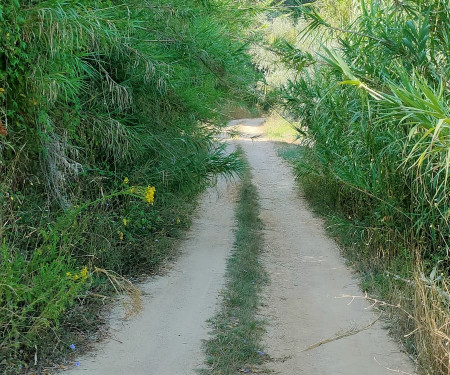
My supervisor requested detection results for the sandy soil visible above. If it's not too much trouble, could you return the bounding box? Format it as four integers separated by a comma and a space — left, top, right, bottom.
236, 118, 416, 375
62, 177, 237, 375
61, 118, 416, 375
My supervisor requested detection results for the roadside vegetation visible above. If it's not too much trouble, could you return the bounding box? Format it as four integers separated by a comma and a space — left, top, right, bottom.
262, 112, 299, 143
203, 152, 266, 375
0, 1, 262, 372
257, 1, 449, 374
2, 0, 448, 374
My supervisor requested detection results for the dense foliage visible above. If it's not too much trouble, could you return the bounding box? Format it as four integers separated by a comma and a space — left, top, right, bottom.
0, 0, 261, 372
258, 0, 448, 373
285, 0, 449, 261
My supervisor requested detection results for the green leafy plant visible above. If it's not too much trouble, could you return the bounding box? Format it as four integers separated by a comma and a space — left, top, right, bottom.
0, 0, 263, 371
259, 1, 449, 373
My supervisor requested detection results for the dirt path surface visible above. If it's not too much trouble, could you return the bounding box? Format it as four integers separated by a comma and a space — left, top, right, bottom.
235, 118, 415, 375
63, 177, 237, 375
62, 118, 415, 375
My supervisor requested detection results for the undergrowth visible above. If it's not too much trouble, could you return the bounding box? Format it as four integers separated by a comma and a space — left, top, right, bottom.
277, 141, 449, 374
203, 152, 266, 375
0, 1, 264, 373
259, 1, 449, 373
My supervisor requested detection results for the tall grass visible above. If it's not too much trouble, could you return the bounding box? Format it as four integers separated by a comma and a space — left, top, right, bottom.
260, 0, 449, 373
0, 0, 263, 372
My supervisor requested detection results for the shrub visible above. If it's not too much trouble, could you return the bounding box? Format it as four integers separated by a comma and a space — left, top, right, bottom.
0, 0, 262, 371
262, 1, 449, 373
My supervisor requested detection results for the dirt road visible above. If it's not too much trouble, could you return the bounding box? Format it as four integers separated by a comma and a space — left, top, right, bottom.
63, 177, 237, 374
63, 119, 415, 375
236, 118, 415, 375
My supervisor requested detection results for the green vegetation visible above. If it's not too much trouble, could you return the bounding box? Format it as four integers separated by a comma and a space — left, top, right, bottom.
0, 1, 263, 372
262, 112, 299, 143
203, 154, 266, 374
1, 0, 448, 373
260, 1, 449, 374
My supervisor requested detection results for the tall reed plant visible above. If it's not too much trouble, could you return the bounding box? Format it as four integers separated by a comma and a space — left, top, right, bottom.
263, 0, 449, 373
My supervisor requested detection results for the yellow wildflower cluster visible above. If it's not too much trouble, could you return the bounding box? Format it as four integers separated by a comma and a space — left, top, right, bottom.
122, 218, 128, 226
145, 186, 156, 205
66, 266, 89, 281
117, 230, 124, 240
124, 177, 130, 184
126, 184, 155, 205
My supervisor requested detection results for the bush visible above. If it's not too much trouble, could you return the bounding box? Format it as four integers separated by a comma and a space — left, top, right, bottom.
0, 0, 262, 371
263, 1, 449, 373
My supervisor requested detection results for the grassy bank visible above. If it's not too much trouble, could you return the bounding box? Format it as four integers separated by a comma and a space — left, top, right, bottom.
203, 153, 266, 375
262, 112, 299, 143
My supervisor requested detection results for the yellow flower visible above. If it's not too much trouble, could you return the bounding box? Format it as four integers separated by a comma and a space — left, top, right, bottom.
80, 266, 88, 279
145, 186, 156, 205
10, 196, 13, 201
66, 272, 72, 277
123, 177, 129, 184
122, 218, 128, 226
129, 186, 136, 194
0, 88, 5, 94
117, 230, 124, 240
176, 217, 181, 224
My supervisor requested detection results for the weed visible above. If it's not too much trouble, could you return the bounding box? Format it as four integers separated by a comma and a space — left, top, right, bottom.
203, 152, 267, 374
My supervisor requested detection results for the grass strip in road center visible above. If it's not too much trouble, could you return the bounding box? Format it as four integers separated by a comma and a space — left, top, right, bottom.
202, 151, 267, 374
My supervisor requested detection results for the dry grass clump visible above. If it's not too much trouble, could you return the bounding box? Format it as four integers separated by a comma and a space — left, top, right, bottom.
412, 265, 449, 374
93, 268, 143, 319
